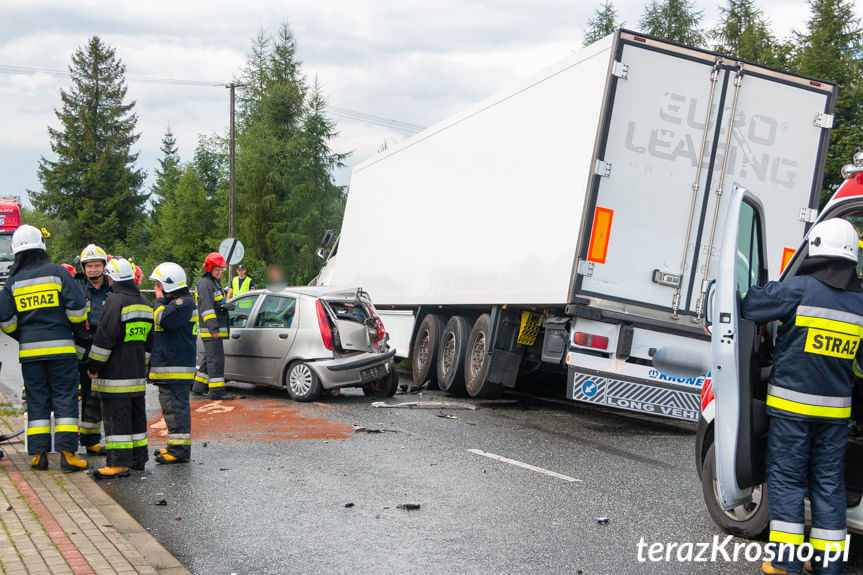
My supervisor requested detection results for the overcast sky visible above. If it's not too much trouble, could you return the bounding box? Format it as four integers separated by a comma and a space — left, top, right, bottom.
0, 0, 858, 207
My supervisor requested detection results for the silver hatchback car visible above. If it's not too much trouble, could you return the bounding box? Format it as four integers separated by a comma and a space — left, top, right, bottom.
197, 286, 397, 401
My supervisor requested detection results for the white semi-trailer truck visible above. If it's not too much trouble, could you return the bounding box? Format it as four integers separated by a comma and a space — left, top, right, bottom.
316, 29, 836, 422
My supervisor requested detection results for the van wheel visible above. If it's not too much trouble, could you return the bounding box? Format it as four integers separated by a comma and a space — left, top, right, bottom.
412, 315, 443, 389
437, 316, 471, 396
464, 314, 502, 398
701, 443, 769, 539
363, 368, 398, 398
286, 362, 322, 402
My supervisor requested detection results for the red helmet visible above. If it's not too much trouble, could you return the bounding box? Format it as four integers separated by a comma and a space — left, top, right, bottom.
133, 264, 143, 285
203, 252, 227, 273
61, 263, 76, 277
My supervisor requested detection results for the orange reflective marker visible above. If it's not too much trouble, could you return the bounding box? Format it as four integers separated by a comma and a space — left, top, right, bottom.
780, 247, 795, 274
587, 207, 614, 264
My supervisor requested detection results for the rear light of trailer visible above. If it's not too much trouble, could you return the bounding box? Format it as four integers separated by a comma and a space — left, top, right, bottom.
316, 299, 335, 351
573, 332, 609, 350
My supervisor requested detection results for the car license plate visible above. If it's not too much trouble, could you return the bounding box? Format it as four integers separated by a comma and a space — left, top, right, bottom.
360, 364, 387, 383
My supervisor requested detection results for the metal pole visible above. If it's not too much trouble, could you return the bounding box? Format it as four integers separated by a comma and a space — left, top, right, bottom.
228, 82, 236, 287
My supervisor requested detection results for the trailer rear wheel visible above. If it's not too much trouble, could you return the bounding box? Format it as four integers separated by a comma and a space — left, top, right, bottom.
464, 314, 502, 398
437, 315, 470, 396
411, 314, 443, 389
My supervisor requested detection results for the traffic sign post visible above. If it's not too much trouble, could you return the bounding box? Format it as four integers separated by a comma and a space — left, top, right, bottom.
219, 237, 245, 286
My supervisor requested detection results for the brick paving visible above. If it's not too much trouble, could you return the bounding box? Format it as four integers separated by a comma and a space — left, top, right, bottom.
0, 399, 189, 575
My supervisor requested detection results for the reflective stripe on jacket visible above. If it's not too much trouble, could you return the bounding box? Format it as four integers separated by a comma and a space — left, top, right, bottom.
196, 274, 229, 339
87, 282, 153, 397
150, 291, 198, 384
0, 261, 87, 362
741, 275, 863, 421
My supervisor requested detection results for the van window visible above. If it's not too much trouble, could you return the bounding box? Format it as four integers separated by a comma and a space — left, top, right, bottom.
844, 216, 863, 280
736, 201, 764, 295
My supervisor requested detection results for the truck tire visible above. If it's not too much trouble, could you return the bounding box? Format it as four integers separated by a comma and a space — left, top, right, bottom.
363, 368, 399, 398
436, 315, 470, 396
701, 443, 769, 539
412, 314, 443, 389
464, 314, 502, 398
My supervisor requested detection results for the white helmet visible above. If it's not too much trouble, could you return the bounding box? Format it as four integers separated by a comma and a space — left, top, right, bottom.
149, 262, 187, 293
808, 218, 859, 262
79, 244, 108, 265
105, 258, 135, 282
11, 225, 45, 254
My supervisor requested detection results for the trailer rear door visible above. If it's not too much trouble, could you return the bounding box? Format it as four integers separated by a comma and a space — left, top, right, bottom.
575, 31, 834, 319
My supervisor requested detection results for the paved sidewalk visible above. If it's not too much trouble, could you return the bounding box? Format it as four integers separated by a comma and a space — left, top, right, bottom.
0, 398, 190, 575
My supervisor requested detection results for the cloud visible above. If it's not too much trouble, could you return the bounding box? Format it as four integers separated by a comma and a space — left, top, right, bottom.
0, 0, 858, 209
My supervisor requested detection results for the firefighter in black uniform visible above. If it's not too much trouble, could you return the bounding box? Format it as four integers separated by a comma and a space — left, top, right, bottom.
193, 252, 234, 400
743, 219, 863, 575
148, 262, 197, 463
0, 225, 88, 472
75, 244, 111, 456
86, 258, 153, 479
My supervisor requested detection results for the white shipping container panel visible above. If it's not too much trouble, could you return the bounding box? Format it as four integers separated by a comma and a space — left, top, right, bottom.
330, 36, 615, 305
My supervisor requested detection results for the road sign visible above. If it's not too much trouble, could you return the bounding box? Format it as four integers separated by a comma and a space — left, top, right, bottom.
219, 238, 244, 265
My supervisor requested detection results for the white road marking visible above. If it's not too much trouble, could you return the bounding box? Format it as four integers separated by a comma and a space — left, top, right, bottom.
467, 449, 581, 483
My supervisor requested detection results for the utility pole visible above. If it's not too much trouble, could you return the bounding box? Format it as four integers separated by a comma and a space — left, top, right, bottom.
227, 82, 237, 286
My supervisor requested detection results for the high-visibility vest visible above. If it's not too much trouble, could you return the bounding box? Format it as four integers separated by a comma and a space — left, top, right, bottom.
232, 275, 252, 295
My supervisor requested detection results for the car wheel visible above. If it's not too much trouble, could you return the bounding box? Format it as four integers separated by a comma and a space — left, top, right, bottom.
436, 315, 470, 396
464, 314, 502, 398
286, 362, 322, 402
701, 443, 769, 539
363, 368, 398, 398
411, 314, 443, 389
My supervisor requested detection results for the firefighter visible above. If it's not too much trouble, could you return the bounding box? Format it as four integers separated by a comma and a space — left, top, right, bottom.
742, 219, 863, 575
227, 264, 254, 298
0, 225, 88, 472
148, 262, 196, 464
76, 244, 111, 456
193, 252, 234, 400
86, 258, 153, 479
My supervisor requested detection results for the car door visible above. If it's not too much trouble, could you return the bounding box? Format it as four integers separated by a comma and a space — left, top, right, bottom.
231, 294, 298, 386
223, 293, 262, 382
711, 185, 771, 510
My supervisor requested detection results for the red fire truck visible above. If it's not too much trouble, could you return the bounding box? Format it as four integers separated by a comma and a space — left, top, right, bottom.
0, 198, 22, 286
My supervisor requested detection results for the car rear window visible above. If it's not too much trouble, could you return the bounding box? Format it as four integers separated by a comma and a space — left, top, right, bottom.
327, 301, 369, 324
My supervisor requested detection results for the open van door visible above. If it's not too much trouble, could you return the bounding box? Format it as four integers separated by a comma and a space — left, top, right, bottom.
711, 185, 770, 511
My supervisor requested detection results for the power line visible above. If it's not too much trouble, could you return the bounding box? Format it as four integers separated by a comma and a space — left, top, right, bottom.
0, 63, 426, 133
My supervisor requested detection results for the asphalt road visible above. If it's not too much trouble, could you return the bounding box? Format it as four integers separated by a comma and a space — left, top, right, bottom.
2, 341, 862, 575
80, 375, 863, 575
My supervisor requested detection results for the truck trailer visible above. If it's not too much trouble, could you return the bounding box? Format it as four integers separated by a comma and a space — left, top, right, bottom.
0, 198, 21, 286
316, 29, 836, 422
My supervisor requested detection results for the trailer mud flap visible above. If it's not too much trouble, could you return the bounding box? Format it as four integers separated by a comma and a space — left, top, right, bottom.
567, 369, 699, 422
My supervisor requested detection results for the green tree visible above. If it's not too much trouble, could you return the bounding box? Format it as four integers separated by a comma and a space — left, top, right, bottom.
20, 207, 75, 264
639, 0, 706, 46
712, 0, 775, 64
152, 165, 223, 280
32, 36, 146, 248
150, 127, 181, 215
584, 1, 620, 46
793, 0, 863, 205
235, 21, 347, 285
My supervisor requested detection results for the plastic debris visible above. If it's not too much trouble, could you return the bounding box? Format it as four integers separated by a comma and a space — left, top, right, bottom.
202, 442, 208, 447
372, 401, 477, 410
596, 517, 609, 525
344, 503, 355, 508
396, 503, 421, 510
151, 499, 168, 506
219, 468, 230, 471
5, 505, 11, 511
353, 425, 399, 434
436, 414, 457, 420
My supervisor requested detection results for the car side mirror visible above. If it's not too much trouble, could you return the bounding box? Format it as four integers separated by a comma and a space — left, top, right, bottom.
320, 230, 334, 249
315, 247, 327, 260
